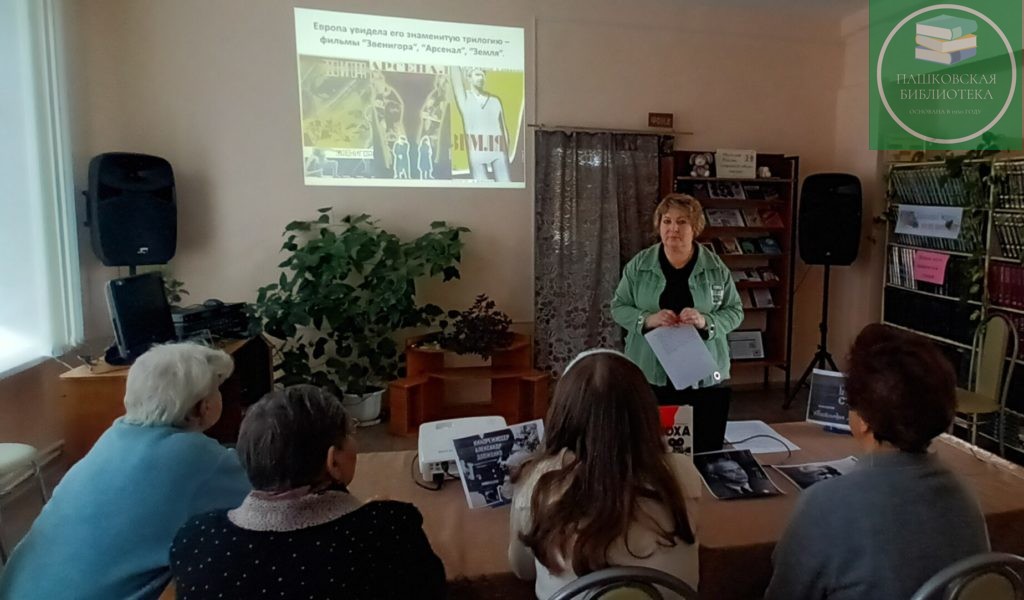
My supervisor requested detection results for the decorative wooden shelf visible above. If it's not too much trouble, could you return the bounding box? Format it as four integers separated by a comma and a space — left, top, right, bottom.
387, 333, 550, 436
736, 280, 780, 290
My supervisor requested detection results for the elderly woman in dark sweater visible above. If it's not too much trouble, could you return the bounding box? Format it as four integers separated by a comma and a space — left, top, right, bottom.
765, 324, 989, 600
170, 385, 446, 599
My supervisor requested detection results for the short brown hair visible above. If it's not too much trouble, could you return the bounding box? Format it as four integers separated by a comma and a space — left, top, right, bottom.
653, 194, 705, 237
845, 324, 956, 453
237, 385, 351, 491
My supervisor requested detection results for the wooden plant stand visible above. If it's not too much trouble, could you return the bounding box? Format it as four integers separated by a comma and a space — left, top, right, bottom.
387, 333, 550, 436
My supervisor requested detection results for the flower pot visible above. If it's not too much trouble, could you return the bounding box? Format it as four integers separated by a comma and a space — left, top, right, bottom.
342, 389, 383, 427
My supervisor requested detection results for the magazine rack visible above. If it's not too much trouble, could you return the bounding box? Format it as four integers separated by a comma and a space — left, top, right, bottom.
387, 333, 550, 436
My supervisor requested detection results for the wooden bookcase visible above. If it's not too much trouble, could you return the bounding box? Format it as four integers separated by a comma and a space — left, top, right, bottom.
883, 157, 1024, 456
387, 333, 550, 436
659, 151, 799, 392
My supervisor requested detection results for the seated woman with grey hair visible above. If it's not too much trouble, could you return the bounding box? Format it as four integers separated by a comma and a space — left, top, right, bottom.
0, 343, 250, 600
170, 384, 446, 599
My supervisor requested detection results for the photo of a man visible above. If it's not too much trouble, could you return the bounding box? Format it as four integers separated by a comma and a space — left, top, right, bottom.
694, 449, 782, 500
773, 456, 859, 491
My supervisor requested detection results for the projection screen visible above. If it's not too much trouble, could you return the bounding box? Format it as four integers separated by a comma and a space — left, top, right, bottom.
295, 8, 526, 188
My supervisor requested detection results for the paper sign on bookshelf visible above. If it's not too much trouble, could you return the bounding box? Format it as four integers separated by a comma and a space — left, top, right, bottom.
728, 330, 764, 360
894, 205, 963, 240
913, 250, 949, 285
716, 149, 757, 178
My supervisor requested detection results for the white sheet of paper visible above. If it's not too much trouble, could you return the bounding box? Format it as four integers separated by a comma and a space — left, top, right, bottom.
725, 420, 800, 454
644, 324, 718, 390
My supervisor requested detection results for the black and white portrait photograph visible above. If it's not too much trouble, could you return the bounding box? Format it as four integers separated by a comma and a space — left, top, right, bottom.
773, 456, 859, 491
693, 449, 782, 500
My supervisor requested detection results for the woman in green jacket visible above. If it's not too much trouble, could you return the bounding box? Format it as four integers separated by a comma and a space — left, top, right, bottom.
611, 194, 744, 453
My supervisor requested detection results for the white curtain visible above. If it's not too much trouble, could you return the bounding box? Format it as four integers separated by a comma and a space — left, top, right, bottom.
0, 0, 82, 376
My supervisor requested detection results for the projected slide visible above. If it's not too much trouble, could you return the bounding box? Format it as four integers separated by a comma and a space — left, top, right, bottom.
295, 9, 526, 188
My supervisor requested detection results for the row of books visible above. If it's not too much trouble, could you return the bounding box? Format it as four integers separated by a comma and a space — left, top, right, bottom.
705, 208, 784, 229
731, 268, 779, 283
702, 236, 782, 256
676, 180, 782, 202
890, 165, 971, 206
740, 288, 774, 309
883, 287, 976, 347
887, 246, 976, 299
989, 263, 1024, 310
994, 213, 1024, 260
993, 162, 1024, 209
891, 232, 979, 254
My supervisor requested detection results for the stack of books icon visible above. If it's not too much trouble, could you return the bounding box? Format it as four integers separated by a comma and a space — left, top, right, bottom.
915, 15, 977, 65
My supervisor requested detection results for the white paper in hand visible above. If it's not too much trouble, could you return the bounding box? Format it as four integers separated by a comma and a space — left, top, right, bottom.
644, 324, 718, 390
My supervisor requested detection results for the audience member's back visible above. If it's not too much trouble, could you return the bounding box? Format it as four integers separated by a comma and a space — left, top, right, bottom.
170, 385, 446, 600
765, 324, 989, 600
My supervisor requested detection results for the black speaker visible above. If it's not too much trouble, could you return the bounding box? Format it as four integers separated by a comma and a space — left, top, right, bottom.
87, 152, 176, 266
798, 173, 862, 266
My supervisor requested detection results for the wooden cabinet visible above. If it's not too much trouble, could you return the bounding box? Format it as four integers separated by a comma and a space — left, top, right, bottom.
58, 337, 272, 464
660, 150, 799, 391
387, 334, 550, 436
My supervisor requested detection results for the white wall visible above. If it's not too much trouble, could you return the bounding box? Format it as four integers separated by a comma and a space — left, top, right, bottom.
65, 0, 871, 383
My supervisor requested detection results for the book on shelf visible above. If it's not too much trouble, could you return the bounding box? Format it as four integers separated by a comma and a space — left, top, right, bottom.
717, 237, 742, 255
731, 269, 749, 282
762, 187, 781, 202
708, 181, 746, 200
741, 290, 754, 309
739, 238, 759, 254
994, 213, 1024, 259
759, 209, 785, 228
994, 162, 1024, 209
751, 288, 774, 308
743, 268, 761, 281
699, 240, 717, 254
890, 165, 969, 206
741, 184, 764, 200
883, 287, 976, 346
990, 263, 1024, 310
727, 330, 765, 360
758, 237, 782, 255
757, 266, 779, 281
706, 208, 745, 227
741, 208, 764, 227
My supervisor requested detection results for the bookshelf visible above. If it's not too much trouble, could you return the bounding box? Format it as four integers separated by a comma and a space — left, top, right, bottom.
883, 157, 1024, 456
660, 151, 799, 391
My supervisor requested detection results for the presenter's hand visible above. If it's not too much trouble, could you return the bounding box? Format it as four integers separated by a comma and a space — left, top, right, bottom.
678, 308, 707, 330
645, 310, 680, 329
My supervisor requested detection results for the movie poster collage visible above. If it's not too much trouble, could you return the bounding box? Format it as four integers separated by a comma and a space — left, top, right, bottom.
299, 57, 525, 185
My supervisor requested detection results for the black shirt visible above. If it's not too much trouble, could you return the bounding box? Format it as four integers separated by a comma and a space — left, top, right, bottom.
170, 500, 446, 600
658, 243, 698, 313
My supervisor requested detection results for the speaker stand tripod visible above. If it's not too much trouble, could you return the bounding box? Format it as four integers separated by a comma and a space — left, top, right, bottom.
784, 263, 839, 409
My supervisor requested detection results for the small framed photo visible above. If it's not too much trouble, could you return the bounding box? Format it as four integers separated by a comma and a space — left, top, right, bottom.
708, 181, 746, 200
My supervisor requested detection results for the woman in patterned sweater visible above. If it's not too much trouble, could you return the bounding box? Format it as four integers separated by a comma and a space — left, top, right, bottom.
170, 385, 446, 599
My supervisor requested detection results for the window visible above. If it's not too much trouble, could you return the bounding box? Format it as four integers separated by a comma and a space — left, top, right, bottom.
0, 0, 82, 377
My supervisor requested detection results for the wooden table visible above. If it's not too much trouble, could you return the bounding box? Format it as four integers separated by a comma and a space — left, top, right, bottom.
349, 422, 1024, 600
58, 337, 272, 465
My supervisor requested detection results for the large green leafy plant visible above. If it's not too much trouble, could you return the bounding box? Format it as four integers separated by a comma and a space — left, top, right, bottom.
252, 210, 469, 394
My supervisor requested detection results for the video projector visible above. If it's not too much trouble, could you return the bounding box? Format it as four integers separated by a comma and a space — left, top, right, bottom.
418, 416, 507, 483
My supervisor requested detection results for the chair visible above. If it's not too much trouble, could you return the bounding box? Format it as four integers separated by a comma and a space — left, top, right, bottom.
956, 313, 1018, 455
548, 566, 699, 600
910, 552, 1024, 600
0, 443, 49, 564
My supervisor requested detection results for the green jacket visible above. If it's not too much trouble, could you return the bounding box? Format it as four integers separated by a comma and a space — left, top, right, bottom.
610, 243, 744, 388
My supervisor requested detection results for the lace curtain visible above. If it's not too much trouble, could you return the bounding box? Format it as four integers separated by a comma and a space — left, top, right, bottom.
534, 131, 667, 376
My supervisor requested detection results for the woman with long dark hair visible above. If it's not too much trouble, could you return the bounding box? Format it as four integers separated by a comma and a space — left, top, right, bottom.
508, 349, 699, 599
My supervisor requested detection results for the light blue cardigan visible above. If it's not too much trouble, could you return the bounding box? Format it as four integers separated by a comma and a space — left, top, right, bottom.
0, 418, 251, 600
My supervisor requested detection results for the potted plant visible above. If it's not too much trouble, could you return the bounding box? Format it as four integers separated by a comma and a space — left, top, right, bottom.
251, 209, 469, 424
430, 294, 515, 360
